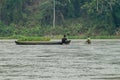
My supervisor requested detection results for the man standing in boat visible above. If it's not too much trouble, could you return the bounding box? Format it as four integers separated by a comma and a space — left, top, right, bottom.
62, 35, 68, 43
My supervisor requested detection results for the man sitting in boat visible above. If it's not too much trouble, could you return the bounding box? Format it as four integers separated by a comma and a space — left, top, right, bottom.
86, 36, 91, 44
62, 35, 68, 44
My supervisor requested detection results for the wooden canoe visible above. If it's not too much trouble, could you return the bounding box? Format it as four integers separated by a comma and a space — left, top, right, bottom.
15, 40, 71, 45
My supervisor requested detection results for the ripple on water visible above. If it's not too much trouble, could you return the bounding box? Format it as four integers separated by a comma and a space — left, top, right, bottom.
0, 40, 120, 80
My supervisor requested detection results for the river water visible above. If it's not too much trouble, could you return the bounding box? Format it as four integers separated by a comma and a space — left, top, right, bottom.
0, 39, 120, 80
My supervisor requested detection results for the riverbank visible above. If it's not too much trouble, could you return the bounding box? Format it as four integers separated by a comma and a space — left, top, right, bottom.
67, 35, 120, 39
0, 39, 120, 43
0, 35, 120, 40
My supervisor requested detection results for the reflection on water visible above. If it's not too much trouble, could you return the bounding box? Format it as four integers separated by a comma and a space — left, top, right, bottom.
0, 39, 120, 80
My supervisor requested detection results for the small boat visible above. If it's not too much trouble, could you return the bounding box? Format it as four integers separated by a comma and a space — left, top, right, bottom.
15, 40, 71, 45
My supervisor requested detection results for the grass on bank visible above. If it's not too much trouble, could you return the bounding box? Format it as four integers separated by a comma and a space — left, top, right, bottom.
0, 35, 120, 40
68, 35, 120, 39
0, 35, 51, 41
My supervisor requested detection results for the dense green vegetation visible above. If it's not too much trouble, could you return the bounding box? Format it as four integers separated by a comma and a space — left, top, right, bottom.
0, 0, 120, 37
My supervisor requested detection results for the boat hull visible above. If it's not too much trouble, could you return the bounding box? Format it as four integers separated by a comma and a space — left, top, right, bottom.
15, 40, 71, 45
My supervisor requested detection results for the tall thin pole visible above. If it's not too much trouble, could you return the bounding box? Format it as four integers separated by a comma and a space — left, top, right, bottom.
53, 0, 55, 28
96, 0, 98, 12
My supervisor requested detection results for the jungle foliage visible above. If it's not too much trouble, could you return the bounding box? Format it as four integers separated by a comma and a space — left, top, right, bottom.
0, 0, 120, 37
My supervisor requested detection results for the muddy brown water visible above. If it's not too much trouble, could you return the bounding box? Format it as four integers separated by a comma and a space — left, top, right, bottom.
0, 39, 120, 80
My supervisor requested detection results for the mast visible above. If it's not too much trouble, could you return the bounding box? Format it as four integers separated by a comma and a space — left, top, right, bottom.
53, 0, 55, 28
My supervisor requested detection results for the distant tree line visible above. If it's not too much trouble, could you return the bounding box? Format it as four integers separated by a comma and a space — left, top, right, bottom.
0, 0, 120, 36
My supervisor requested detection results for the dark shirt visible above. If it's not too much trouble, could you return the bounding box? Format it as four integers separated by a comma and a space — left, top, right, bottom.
62, 37, 67, 43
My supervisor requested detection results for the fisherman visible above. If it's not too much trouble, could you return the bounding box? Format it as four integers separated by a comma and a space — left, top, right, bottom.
86, 36, 91, 44
62, 35, 67, 43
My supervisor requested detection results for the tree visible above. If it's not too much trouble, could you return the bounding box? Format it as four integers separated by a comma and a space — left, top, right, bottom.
81, 0, 120, 35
